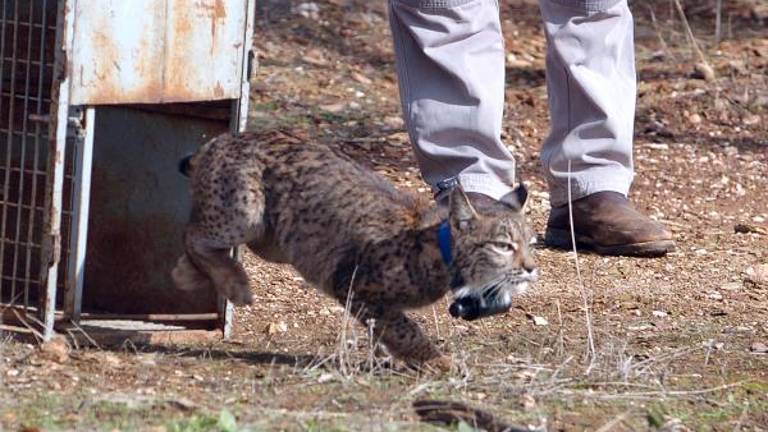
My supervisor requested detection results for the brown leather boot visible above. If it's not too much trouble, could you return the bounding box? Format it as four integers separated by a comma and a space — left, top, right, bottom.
545, 192, 675, 257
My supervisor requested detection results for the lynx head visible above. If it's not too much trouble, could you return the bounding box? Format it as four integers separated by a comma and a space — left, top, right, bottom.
445, 185, 538, 321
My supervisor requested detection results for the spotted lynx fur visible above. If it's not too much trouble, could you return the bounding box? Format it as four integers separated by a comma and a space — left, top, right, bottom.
172, 131, 537, 370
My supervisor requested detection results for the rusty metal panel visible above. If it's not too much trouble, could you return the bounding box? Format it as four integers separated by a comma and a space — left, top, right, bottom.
68, 0, 249, 105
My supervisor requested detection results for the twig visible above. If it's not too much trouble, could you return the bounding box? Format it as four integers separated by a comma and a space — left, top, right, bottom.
338, 265, 359, 376
11, 310, 44, 342
554, 299, 564, 357
567, 160, 596, 371
432, 305, 440, 341
672, 0, 711, 67
68, 319, 102, 350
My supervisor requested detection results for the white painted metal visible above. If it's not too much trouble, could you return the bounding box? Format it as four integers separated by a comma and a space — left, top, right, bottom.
41, 0, 76, 340
63, 107, 94, 322
218, 0, 255, 339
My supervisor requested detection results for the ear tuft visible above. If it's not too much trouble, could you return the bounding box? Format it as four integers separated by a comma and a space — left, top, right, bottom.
500, 183, 528, 211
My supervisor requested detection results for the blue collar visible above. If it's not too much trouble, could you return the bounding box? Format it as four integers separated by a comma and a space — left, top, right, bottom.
438, 220, 453, 266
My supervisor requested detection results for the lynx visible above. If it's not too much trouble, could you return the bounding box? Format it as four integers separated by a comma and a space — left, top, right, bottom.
172, 131, 537, 370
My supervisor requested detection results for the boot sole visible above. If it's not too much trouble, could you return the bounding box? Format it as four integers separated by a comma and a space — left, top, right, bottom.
544, 228, 676, 257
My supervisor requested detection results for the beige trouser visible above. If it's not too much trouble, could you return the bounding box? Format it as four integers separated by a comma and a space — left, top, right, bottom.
389, 0, 636, 207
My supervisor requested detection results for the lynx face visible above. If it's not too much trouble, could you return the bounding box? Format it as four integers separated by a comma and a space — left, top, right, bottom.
447, 186, 538, 321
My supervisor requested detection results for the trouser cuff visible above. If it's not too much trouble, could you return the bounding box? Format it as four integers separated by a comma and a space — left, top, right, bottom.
543, 0, 622, 14
548, 167, 633, 207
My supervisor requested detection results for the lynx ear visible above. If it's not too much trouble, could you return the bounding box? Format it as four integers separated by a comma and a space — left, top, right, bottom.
500, 183, 528, 211
449, 186, 477, 229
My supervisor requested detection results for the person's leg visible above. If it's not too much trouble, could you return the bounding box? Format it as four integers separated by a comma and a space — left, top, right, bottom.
539, 0, 635, 205
539, 0, 674, 256
388, 0, 515, 201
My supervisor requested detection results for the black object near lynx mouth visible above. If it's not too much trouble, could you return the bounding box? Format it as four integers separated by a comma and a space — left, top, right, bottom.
449, 295, 511, 321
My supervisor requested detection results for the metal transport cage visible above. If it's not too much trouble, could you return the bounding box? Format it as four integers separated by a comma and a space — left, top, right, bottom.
1, 0, 255, 343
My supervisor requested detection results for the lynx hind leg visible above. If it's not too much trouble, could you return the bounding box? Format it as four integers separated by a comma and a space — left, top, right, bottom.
171, 253, 213, 292
184, 227, 253, 305
354, 303, 451, 372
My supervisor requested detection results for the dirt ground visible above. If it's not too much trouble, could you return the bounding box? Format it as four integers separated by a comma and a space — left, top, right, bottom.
2, 1, 768, 430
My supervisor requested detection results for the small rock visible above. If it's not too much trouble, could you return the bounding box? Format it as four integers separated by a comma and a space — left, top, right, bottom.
645, 143, 669, 151
707, 292, 723, 301
652, 310, 668, 318
750, 342, 768, 354
687, 113, 702, 124
692, 62, 716, 81
506, 53, 532, 68
720, 282, 741, 291
318, 373, 335, 384
531, 315, 549, 326
266, 321, 288, 335
383, 115, 404, 129
292, 2, 320, 19
745, 264, 768, 287
743, 114, 761, 126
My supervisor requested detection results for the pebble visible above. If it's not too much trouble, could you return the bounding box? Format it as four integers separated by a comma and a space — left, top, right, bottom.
692, 62, 716, 81
707, 292, 724, 301
745, 264, 768, 287
266, 321, 288, 335
688, 113, 702, 124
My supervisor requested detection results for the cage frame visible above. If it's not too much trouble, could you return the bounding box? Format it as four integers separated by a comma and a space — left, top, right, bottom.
1, 0, 255, 342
